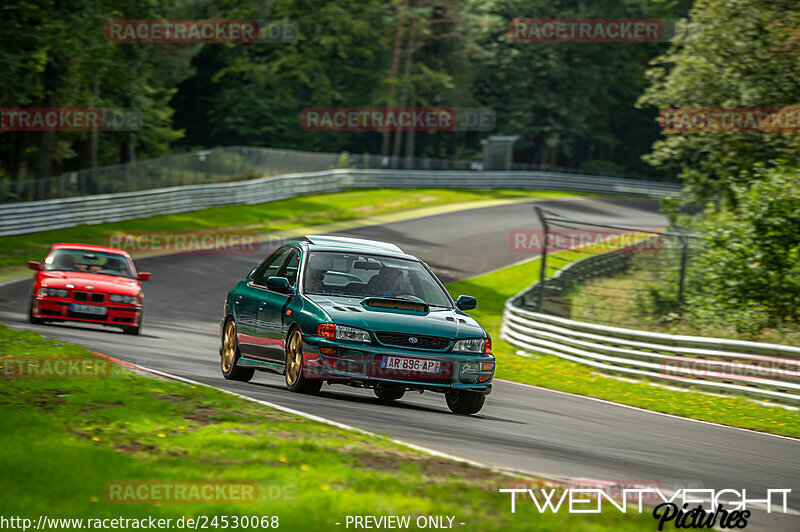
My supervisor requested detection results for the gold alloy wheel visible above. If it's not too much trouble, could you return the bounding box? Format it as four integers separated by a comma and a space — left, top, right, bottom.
221, 321, 236, 373
286, 330, 303, 385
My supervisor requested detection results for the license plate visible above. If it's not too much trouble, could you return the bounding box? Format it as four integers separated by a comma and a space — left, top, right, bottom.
71, 304, 107, 316
381, 356, 440, 373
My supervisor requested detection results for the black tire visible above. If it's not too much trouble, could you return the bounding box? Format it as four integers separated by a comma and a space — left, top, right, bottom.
284, 328, 322, 395
28, 297, 44, 325
122, 310, 142, 335
221, 319, 255, 382
374, 385, 405, 402
445, 390, 487, 415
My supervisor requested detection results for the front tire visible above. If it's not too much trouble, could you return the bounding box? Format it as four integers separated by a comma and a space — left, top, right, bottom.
445, 390, 486, 415
221, 320, 255, 382
284, 329, 322, 395
122, 311, 142, 335
28, 297, 44, 325
374, 384, 405, 402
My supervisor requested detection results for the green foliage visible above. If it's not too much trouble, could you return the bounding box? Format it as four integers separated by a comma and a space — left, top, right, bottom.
638, 0, 800, 204
467, 0, 686, 176
683, 164, 800, 336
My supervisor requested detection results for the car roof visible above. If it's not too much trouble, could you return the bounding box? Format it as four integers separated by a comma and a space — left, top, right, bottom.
50, 243, 132, 258
291, 235, 417, 260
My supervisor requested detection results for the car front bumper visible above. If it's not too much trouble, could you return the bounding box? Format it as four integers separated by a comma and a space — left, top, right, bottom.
32, 296, 141, 327
301, 336, 495, 394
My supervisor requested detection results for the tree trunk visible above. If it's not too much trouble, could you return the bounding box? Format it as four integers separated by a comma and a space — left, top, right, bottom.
391, 8, 416, 168
121, 134, 136, 164
381, 0, 408, 158
79, 82, 100, 170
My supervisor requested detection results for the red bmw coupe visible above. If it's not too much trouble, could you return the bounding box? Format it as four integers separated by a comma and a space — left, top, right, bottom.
27, 243, 150, 335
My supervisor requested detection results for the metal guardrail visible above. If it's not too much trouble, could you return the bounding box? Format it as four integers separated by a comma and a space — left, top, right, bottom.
501, 251, 800, 405
0, 169, 682, 237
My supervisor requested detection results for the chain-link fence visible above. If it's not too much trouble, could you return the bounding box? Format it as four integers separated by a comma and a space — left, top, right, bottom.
0, 146, 483, 203
512, 208, 700, 329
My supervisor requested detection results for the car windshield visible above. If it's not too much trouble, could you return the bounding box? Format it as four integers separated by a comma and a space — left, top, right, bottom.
303, 251, 451, 308
43, 249, 134, 278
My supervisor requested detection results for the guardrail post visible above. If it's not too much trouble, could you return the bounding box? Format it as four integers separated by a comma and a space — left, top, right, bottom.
535, 206, 549, 313
677, 228, 689, 306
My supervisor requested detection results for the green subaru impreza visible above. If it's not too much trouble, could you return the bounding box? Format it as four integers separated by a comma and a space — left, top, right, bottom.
219, 235, 494, 414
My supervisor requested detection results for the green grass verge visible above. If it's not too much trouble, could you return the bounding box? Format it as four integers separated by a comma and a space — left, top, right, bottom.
444, 256, 800, 439
567, 270, 800, 346
0, 323, 648, 531
0, 188, 581, 275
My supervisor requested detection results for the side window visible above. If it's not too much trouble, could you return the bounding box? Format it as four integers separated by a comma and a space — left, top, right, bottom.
252, 248, 292, 286
279, 251, 301, 287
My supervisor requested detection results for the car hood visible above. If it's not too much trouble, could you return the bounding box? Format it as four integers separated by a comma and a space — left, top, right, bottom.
306, 294, 486, 340
39, 271, 140, 295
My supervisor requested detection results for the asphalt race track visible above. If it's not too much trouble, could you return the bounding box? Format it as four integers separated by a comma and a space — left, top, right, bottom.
2, 197, 798, 530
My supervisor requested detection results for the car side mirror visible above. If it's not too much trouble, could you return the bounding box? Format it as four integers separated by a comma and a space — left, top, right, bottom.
248, 266, 258, 279
455, 295, 477, 311
266, 276, 293, 295
28, 261, 41, 271
138, 272, 151, 281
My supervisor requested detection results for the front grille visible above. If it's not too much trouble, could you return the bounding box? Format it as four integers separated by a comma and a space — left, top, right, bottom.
73, 292, 105, 303
374, 332, 451, 350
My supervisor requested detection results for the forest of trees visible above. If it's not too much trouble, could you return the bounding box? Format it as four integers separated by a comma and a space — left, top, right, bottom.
2, 0, 697, 184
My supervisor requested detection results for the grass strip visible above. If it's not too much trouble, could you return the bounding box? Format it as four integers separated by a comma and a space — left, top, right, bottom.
0, 188, 583, 277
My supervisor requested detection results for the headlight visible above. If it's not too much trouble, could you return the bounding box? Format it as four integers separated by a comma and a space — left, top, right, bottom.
452, 338, 486, 353
317, 323, 371, 343
335, 325, 371, 343
110, 294, 136, 303
43, 288, 68, 297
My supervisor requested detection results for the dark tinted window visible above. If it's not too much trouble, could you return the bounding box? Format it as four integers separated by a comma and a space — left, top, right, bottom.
252, 248, 292, 286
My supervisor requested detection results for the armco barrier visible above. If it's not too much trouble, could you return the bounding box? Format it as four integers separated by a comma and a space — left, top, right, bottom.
0, 169, 682, 236
501, 255, 800, 405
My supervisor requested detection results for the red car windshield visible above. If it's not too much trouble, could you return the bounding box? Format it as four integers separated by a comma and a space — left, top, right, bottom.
43, 249, 134, 279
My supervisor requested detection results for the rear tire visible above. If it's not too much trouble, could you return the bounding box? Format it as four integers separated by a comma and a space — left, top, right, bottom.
285, 329, 322, 395
221, 320, 255, 382
445, 390, 486, 415
28, 297, 44, 325
374, 385, 405, 402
